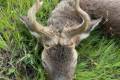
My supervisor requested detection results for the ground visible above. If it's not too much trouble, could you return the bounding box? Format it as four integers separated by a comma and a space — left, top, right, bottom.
0, 0, 120, 80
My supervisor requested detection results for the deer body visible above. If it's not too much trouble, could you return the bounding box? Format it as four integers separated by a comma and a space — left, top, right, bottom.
21, 0, 120, 80
80, 0, 120, 35
49, 0, 120, 36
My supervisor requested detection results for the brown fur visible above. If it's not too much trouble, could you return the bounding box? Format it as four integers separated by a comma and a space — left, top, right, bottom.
49, 0, 120, 36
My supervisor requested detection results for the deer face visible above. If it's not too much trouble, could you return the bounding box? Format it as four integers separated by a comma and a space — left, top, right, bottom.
42, 44, 77, 80
39, 26, 78, 80
20, 0, 102, 80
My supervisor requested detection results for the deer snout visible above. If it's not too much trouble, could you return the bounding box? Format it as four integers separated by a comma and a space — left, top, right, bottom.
53, 76, 72, 80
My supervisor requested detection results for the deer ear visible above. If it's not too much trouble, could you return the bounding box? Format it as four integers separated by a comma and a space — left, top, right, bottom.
20, 16, 33, 29
86, 18, 102, 33
79, 18, 102, 41
20, 16, 40, 38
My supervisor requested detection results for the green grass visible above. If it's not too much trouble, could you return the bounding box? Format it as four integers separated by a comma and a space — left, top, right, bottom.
0, 0, 120, 80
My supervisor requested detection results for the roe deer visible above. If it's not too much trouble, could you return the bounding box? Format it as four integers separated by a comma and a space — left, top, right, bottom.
20, 0, 120, 80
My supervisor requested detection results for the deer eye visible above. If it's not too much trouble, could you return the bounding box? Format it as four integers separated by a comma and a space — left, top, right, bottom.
66, 42, 75, 48
69, 42, 74, 46
44, 44, 51, 48
44, 43, 56, 49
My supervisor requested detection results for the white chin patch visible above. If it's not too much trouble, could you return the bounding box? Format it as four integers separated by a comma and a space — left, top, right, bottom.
30, 31, 40, 38
80, 33, 90, 41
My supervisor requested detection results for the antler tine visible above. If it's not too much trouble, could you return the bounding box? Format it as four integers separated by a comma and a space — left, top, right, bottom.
63, 0, 91, 38
21, 0, 54, 37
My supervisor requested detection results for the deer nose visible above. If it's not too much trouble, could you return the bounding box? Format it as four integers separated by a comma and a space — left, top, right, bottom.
54, 77, 65, 80
53, 75, 71, 80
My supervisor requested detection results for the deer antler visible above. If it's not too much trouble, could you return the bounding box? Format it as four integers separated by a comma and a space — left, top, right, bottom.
20, 0, 54, 37
63, 0, 91, 38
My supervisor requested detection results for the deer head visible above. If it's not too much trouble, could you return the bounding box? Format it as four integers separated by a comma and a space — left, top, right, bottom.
20, 0, 102, 80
